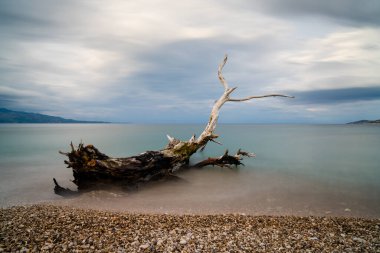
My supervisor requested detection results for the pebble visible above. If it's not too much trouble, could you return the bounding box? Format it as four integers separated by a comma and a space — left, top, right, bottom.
353, 237, 366, 243
0, 204, 379, 252
139, 243, 149, 249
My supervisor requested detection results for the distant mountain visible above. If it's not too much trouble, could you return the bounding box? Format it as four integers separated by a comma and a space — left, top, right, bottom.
0, 108, 107, 123
347, 119, 380, 124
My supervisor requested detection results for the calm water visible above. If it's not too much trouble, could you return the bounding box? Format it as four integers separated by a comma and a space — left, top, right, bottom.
0, 124, 379, 217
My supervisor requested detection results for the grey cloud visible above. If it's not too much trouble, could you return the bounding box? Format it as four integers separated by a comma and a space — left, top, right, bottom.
121, 36, 288, 101
1, 0, 379, 123
289, 86, 380, 105
103, 37, 285, 122
0, 93, 50, 113
257, 0, 380, 26
0, 1, 54, 29
0, 0, 93, 42
0, 9, 49, 27
0, 95, 15, 108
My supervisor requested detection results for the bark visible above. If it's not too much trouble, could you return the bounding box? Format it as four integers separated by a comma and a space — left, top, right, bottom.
54, 55, 293, 196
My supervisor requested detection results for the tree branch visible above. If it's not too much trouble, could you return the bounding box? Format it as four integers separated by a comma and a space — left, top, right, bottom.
218, 54, 229, 89
229, 94, 294, 102
53, 178, 79, 197
196, 54, 294, 148
192, 149, 255, 168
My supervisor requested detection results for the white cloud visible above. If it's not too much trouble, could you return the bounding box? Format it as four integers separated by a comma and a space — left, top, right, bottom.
1, 0, 288, 100
276, 28, 380, 91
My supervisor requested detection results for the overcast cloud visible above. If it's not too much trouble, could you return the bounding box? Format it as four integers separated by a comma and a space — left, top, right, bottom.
0, 0, 379, 123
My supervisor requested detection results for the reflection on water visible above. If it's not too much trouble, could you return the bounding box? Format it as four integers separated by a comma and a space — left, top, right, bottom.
1, 124, 379, 218
54, 168, 380, 218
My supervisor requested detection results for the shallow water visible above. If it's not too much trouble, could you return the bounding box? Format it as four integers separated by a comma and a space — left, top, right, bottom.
1, 124, 379, 217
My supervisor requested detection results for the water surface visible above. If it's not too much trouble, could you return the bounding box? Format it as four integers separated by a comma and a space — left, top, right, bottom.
0, 124, 379, 217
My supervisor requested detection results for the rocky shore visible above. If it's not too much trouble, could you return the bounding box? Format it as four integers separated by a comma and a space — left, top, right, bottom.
1, 205, 379, 252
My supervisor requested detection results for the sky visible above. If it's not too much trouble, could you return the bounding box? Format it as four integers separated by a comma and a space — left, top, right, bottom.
0, 0, 379, 124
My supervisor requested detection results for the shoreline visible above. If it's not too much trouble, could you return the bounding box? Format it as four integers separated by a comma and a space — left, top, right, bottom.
1, 204, 379, 252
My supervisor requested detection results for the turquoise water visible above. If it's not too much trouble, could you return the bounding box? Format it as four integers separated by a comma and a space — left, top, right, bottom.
0, 124, 379, 217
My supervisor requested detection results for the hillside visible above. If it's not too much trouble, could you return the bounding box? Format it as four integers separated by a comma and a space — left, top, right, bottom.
0, 108, 107, 123
347, 119, 380, 124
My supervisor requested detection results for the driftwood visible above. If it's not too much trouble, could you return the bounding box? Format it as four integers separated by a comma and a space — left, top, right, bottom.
54, 55, 293, 196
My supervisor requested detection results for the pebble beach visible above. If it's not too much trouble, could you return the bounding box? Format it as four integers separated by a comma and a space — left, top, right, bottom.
1, 205, 379, 252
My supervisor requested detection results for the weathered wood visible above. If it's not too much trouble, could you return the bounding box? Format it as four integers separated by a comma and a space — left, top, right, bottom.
193, 149, 255, 168
53, 178, 80, 197
54, 55, 293, 196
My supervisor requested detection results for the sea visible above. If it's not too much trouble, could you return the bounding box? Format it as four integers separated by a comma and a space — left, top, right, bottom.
0, 124, 379, 218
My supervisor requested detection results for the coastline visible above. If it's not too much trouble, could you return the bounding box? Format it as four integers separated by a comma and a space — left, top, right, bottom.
1, 204, 379, 252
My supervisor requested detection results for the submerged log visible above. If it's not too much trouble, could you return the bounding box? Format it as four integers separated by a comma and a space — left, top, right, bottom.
54, 55, 293, 196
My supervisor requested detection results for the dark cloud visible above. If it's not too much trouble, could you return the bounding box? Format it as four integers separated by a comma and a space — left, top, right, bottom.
0, 1, 56, 30
0, 95, 15, 108
121, 36, 287, 101
289, 86, 380, 105
257, 0, 380, 26
0, 0, 92, 42
0, 9, 49, 27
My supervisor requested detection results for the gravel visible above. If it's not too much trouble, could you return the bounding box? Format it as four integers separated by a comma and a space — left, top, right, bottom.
1, 204, 379, 252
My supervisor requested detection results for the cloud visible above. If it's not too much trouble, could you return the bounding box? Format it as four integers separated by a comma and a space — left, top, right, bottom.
289, 86, 380, 105
273, 28, 380, 92
0, 0, 290, 118
0, 0, 379, 123
256, 0, 380, 26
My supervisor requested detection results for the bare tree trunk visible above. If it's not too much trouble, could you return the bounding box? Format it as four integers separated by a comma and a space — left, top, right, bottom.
54, 55, 293, 196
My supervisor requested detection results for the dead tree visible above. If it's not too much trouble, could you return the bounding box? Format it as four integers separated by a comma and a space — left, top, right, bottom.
54, 55, 293, 196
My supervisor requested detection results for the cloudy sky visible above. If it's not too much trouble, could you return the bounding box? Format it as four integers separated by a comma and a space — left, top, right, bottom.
1, 0, 379, 123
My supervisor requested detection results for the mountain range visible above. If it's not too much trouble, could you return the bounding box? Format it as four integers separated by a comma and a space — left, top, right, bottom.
0, 108, 107, 123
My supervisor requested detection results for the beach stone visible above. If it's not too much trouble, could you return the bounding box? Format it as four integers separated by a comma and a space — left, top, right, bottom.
1, 204, 379, 252
19, 247, 28, 253
140, 243, 149, 249
353, 237, 366, 243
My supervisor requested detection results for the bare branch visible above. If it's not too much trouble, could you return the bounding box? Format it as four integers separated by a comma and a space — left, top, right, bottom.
166, 134, 180, 149
167, 134, 175, 142
210, 139, 222, 145
196, 54, 294, 151
189, 134, 196, 143
229, 94, 294, 102
192, 149, 244, 168
218, 54, 229, 90
70, 142, 75, 152
59, 150, 68, 156
53, 178, 79, 197
236, 149, 256, 158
